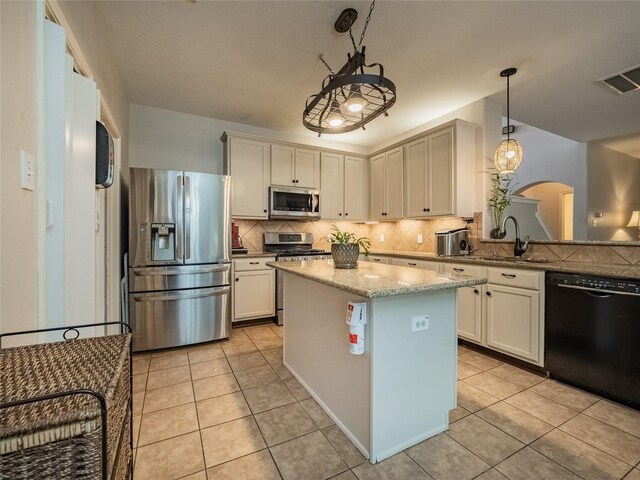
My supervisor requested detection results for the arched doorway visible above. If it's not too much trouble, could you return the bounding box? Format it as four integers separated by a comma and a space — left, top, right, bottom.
516, 182, 574, 240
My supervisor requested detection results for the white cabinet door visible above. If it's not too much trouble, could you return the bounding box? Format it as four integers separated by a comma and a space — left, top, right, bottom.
427, 128, 454, 216
370, 154, 386, 220
485, 283, 540, 362
385, 148, 404, 219
295, 148, 320, 188
320, 152, 344, 220
271, 144, 295, 186
234, 269, 275, 321
228, 137, 270, 218
405, 138, 428, 218
344, 156, 366, 221
443, 263, 483, 344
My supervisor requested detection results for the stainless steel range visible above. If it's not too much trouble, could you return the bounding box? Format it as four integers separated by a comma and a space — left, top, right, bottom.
263, 232, 331, 325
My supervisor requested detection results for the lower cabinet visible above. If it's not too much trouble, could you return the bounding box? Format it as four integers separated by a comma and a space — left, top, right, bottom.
442, 263, 483, 344
444, 263, 544, 366
233, 257, 275, 322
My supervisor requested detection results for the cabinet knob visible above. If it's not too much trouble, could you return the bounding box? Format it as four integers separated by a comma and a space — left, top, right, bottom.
235, 278, 239, 282
423, 208, 427, 212
345, 213, 348, 216
339, 213, 342, 216
486, 291, 492, 297
427, 208, 431, 212
474, 289, 479, 295
292, 180, 295, 183
263, 209, 267, 213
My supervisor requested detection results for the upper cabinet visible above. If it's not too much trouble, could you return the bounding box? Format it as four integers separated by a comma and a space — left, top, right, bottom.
404, 121, 475, 218
321, 153, 367, 221
222, 134, 270, 219
271, 144, 320, 189
370, 147, 403, 220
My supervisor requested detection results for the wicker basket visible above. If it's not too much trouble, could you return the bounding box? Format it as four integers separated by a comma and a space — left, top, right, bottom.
0, 334, 132, 479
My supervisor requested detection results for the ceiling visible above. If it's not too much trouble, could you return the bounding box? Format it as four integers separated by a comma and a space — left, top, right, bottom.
97, 1, 640, 155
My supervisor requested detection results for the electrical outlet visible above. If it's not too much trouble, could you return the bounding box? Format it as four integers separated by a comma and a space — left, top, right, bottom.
20, 150, 35, 191
417, 233, 423, 244
379, 233, 385, 242
411, 315, 429, 332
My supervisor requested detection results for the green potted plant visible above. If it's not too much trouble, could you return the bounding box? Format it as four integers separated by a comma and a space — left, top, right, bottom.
328, 224, 371, 269
488, 172, 514, 239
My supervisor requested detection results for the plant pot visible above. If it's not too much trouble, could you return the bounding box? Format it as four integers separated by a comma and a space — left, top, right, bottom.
331, 243, 360, 269
490, 228, 506, 239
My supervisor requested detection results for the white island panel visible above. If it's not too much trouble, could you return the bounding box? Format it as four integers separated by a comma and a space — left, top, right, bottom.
283, 274, 371, 456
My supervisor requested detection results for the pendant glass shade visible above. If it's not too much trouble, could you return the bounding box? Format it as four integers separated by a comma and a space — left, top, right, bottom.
494, 138, 523, 174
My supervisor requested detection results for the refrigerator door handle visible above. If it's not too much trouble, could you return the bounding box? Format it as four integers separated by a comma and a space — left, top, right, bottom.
132, 286, 230, 302
131, 264, 231, 276
176, 175, 183, 260
184, 175, 191, 260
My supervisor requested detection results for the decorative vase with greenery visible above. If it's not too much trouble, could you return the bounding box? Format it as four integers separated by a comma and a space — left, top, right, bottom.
329, 224, 371, 269
488, 173, 514, 239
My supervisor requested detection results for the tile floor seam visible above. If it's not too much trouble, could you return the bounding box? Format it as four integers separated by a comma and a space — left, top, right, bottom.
470, 405, 552, 445
525, 430, 594, 480
556, 422, 640, 468
442, 431, 498, 470
502, 388, 582, 425
581, 400, 640, 441
190, 377, 209, 480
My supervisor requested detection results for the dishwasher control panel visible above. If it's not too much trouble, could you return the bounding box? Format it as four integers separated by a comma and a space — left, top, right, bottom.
546, 272, 640, 294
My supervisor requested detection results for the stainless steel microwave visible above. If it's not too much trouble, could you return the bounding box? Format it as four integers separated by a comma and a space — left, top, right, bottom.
269, 186, 320, 220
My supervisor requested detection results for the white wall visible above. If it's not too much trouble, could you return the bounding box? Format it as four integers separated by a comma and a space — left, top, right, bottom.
509, 120, 588, 240
129, 104, 370, 174
587, 143, 640, 241
0, 1, 39, 341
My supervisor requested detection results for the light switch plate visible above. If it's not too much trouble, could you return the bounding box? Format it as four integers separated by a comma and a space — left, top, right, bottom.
379, 234, 385, 242
417, 233, 423, 244
20, 150, 35, 191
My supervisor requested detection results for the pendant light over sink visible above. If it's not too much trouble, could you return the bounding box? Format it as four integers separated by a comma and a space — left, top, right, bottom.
494, 68, 523, 173
303, 0, 396, 135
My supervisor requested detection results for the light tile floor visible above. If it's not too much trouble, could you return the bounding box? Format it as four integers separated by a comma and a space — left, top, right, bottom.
132, 325, 640, 480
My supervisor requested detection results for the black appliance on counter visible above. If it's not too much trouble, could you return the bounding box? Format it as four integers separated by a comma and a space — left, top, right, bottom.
545, 272, 640, 408
263, 232, 331, 326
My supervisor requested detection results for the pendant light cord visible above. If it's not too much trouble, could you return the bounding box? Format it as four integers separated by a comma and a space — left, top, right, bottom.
506, 73, 511, 142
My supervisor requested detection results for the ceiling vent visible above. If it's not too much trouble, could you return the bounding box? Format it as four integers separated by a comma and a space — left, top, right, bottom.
598, 65, 640, 95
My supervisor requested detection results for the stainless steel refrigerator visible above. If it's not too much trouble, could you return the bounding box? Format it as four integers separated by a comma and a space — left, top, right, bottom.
128, 168, 231, 351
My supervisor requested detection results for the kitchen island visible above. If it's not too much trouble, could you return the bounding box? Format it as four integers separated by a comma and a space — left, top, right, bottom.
268, 259, 486, 464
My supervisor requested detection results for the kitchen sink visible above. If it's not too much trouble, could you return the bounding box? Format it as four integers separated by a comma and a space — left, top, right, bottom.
470, 255, 550, 264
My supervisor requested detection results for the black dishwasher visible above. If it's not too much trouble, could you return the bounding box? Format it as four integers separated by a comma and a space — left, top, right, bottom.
545, 272, 640, 409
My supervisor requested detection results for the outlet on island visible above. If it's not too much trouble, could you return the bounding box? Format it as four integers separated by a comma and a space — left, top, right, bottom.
412, 315, 429, 332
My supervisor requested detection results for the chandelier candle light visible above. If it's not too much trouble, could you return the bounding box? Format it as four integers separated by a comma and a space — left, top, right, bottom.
494, 67, 523, 173
303, 0, 396, 135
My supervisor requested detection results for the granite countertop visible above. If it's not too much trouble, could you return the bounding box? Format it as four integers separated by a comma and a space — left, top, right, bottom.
369, 250, 640, 280
267, 259, 486, 298
232, 252, 277, 259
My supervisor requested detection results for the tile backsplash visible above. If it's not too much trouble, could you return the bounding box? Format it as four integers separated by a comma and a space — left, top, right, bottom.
234, 213, 640, 266
233, 213, 481, 254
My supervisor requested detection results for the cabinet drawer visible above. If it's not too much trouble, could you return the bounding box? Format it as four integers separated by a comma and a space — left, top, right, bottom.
368, 255, 390, 264
442, 263, 483, 277
487, 267, 541, 290
234, 257, 275, 271
389, 258, 439, 271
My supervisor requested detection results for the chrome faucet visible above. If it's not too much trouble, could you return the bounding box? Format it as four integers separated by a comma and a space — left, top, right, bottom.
500, 215, 529, 257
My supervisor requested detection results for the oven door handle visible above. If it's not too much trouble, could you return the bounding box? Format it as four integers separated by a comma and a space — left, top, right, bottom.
557, 283, 640, 297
